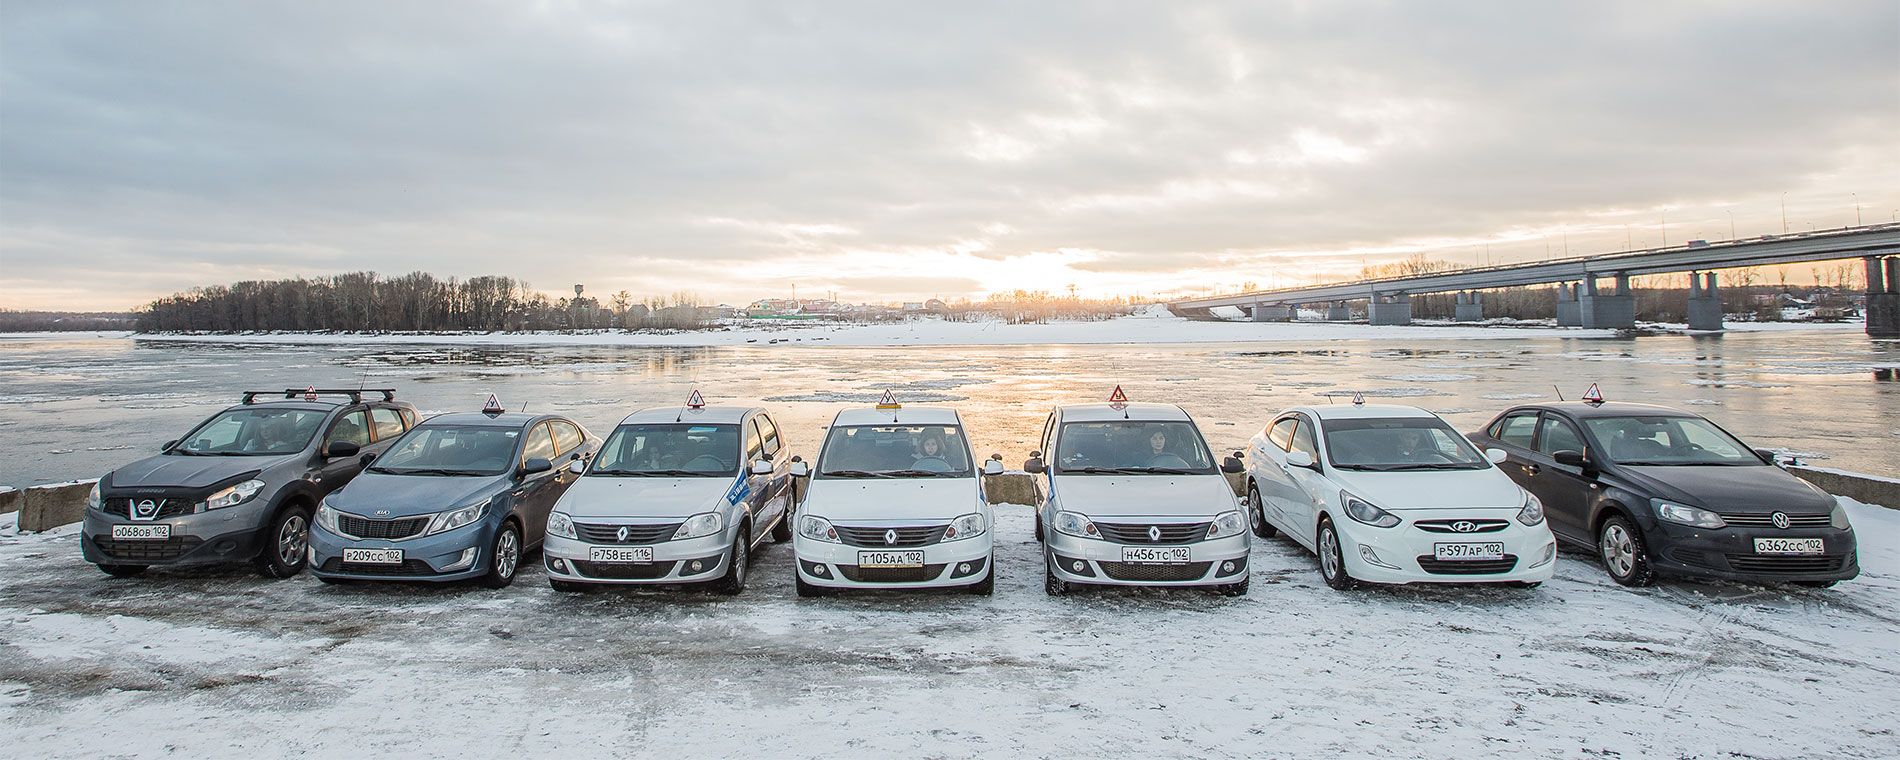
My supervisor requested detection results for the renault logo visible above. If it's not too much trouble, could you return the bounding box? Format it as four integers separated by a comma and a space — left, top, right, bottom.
1451, 521, 1479, 533
1148, 525, 1162, 542
133, 499, 160, 520
884, 529, 899, 545
617, 526, 631, 542
1770, 512, 1790, 530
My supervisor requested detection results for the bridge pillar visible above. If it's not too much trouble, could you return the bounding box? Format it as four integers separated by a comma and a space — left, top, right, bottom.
1454, 291, 1484, 322
1369, 292, 1412, 326
1248, 302, 1293, 322
1869, 256, 1900, 337
1326, 301, 1352, 321
1578, 274, 1636, 329
1687, 271, 1724, 331
1555, 282, 1582, 326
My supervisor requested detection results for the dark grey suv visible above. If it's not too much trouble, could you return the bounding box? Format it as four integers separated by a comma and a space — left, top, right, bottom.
81, 388, 416, 578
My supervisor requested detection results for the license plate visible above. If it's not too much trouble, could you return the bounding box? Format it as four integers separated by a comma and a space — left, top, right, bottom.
589, 546, 654, 564
1121, 546, 1192, 564
342, 548, 403, 565
110, 524, 170, 540
858, 550, 925, 568
1754, 537, 1824, 555
1434, 542, 1505, 561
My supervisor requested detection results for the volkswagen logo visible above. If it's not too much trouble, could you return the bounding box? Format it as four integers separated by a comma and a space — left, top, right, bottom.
616, 526, 631, 542
884, 529, 899, 546
1451, 521, 1479, 533
1148, 525, 1163, 542
374, 509, 391, 517
133, 499, 160, 520
1770, 512, 1790, 530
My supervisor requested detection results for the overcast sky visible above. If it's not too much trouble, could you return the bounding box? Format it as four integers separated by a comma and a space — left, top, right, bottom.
2, 1, 1897, 310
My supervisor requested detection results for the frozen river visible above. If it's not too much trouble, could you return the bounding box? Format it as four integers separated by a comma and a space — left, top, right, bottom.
2, 327, 1896, 487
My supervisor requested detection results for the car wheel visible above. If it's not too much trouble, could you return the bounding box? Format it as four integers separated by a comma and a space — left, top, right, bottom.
795, 572, 833, 598
712, 527, 749, 596
966, 555, 995, 595
550, 579, 588, 593
1597, 515, 1656, 587
97, 564, 147, 578
1318, 518, 1357, 591
479, 523, 522, 589
1248, 486, 1277, 538
1035, 513, 1045, 542
253, 504, 312, 579
770, 509, 794, 543
1043, 549, 1071, 596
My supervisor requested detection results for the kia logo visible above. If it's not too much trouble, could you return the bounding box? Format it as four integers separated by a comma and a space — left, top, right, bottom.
133, 499, 160, 520
617, 526, 631, 542
374, 509, 391, 517
1148, 525, 1162, 542
1451, 521, 1479, 533
1770, 512, 1790, 530
884, 529, 898, 545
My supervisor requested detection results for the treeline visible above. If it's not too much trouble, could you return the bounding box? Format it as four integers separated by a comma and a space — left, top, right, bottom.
944, 290, 1137, 325
0, 310, 139, 332
137, 272, 719, 332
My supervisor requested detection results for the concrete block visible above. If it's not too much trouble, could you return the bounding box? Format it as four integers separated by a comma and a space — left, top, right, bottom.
0, 487, 20, 516
1686, 296, 1724, 331
1790, 466, 1900, 510
1368, 297, 1412, 326
1579, 294, 1635, 329
19, 479, 96, 532
984, 472, 1039, 506
1868, 293, 1900, 338
1325, 303, 1352, 321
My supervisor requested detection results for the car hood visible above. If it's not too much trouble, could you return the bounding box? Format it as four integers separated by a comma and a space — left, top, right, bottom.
555, 474, 738, 519
106, 454, 280, 492
806, 478, 983, 522
1330, 468, 1525, 511
1051, 474, 1238, 518
326, 471, 505, 517
1619, 464, 1833, 513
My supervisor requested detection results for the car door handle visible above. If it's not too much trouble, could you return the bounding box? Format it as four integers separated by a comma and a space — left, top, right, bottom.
1523, 463, 1541, 475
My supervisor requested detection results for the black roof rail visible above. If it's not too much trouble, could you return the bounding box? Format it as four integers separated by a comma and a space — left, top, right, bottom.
241, 388, 397, 405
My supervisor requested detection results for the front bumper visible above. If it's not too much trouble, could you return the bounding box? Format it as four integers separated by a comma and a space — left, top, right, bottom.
1335, 513, 1556, 585
307, 521, 494, 583
1646, 522, 1859, 583
81, 504, 270, 567
1044, 530, 1250, 587
794, 532, 993, 590
542, 530, 733, 585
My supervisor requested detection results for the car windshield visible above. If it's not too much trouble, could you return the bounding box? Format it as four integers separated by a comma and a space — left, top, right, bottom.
1583, 415, 1763, 466
171, 407, 328, 456
817, 424, 972, 478
1054, 420, 1216, 474
590, 423, 740, 477
1324, 417, 1489, 471
367, 425, 519, 476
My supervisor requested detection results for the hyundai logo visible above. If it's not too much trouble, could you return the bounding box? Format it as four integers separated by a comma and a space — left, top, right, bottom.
617, 526, 631, 542
1451, 521, 1479, 533
133, 499, 160, 520
1770, 512, 1790, 530
884, 529, 899, 545
1148, 525, 1162, 542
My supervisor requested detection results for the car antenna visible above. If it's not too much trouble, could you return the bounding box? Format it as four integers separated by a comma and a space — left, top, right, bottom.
1553, 385, 1565, 401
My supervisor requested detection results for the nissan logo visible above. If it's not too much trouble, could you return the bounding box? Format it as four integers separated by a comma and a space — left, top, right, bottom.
1451, 521, 1479, 533
133, 499, 160, 520
884, 529, 899, 545
1148, 525, 1162, 542
616, 526, 631, 542
1770, 512, 1790, 530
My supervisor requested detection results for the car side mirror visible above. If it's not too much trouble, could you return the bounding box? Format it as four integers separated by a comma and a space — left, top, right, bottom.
325, 441, 361, 459
982, 459, 1005, 476
1553, 450, 1589, 468
750, 459, 774, 476
568, 459, 587, 475
789, 456, 810, 478
360, 452, 377, 469
1024, 450, 1046, 474
1485, 448, 1509, 465
162, 439, 178, 451
1220, 456, 1245, 474
1285, 450, 1317, 470
520, 457, 553, 476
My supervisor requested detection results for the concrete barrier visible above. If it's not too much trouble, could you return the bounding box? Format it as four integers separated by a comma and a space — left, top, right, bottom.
1790, 466, 1899, 510
984, 472, 1038, 506
0, 487, 20, 516
18, 479, 96, 532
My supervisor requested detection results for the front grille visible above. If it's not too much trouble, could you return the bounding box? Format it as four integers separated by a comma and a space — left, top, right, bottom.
572, 560, 678, 580
337, 514, 430, 540
1099, 561, 1213, 582
101, 498, 197, 520
1413, 519, 1510, 534
576, 522, 683, 544
1725, 554, 1845, 573
320, 558, 437, 576
1416, 555, 1519, 575
1719, 513, 1832, 528
834, 524, 949, 548
1094, 522, 1212, 545
94, 536, 203, 561
836, 564, 946, 582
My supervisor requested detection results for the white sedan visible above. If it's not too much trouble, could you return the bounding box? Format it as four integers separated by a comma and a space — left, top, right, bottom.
1243, 403, 1556, 589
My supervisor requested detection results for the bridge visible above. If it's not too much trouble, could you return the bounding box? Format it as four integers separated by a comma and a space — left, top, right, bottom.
1168, 223, 1900, 336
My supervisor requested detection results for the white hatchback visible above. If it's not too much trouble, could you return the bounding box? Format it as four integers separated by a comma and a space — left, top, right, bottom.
1244, 403, 1557, 589
792, 405, 996, 596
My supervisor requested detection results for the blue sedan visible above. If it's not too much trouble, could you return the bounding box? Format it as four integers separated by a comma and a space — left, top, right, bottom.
310, 411, 597, 587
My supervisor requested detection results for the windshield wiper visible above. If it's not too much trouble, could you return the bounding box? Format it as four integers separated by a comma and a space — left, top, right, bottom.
822, 469, 896, 479
1377, 463, 1483, 471
1065, 466, 1151, 475
386, 467, 488, 477
1619, 460, 1749, 467
881, 469, 961, 478
592, 469, 719, 478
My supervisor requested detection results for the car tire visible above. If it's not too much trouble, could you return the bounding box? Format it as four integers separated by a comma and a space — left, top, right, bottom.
479, 523, 522, 589
712, 527, 749, 596
770, 509, 794, 543
1597, 515, 1656, 587
253, 504, 312, 579
966, 556, 995, 595
550, 579, 588, 593
1035, 514, 1045, 543
1248, 486, 1277, 539
1043, 549, 1071, 596
795, 572, 833, 598
1318, 518, 1357, 591
1212, 575, 1250, 596
97, 563, 147, 578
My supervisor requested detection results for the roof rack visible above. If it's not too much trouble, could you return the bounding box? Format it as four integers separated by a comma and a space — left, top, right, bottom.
241, 388, 396, 405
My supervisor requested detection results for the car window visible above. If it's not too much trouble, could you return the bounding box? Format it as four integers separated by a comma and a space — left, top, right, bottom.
174, 407, 328, 456
371, 425, 520, 476
369, 408, 406, 441
549, 420, 583, 454
1266, 418, 1298, 451
1583, 415, 1762, 466
1495, 413, 1539, 449
593, 424, 740, 476
1323, 417, 1490, 470
400, 408, 417, 427
818, 425, 973, 478
520, 422, 557, 464
744, 420, 764, 461
1054, 420, 1215, 474
328, 411, 371, 448
756, 415, 782, 457
1537, 416, 1586, 455
1290, 418, 1320, 459
1040, 414, 1055, 457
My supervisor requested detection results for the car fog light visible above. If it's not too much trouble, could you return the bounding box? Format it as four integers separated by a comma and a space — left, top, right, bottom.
1530, 543, 1556, 569
1358, 545, 1399, 570
549, 557, 568, 573
957, 562, 971, 574
1221, 561, 1236, 574
1070, 560, 1085, 572
813, 564, 828, 576
689, 560, 703, 573
444, 547, 478, 571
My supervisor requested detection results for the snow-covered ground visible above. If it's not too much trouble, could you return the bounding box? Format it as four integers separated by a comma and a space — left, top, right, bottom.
1, 498, 1895, 759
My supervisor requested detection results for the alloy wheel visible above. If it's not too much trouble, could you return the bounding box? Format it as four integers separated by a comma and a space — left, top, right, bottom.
1601, 524, 1635, 578
1319, 525, 1341, 579
495, 529, 519, 579
278, 515, 308, 566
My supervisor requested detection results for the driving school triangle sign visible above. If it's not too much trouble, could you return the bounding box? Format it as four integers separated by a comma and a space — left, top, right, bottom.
1581, 383, 1604, 404
686, 389, 706, 409
876, 390, 900, 409
482, 392, 504, 413
1108, 385, 1128, 409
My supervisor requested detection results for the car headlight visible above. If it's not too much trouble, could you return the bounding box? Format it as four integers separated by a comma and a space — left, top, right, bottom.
1830, 503, 1852, 530
86, 481, 102, 511
1341, 493, 1401, 528
204, 479, 265, 510
798, 514, 839, 543
1204, 510, 1247, 539
1653, 499, 1725, 529
1516, 491, 1545, 526
547, 511, 577, 539
426, 500, 487, 535
315, 500, 341, 533
943, 512, 986, 541
674, 512, 723, 540
1053, 510, 1100, 539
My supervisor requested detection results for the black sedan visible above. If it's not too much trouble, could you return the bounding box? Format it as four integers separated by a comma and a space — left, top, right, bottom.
1468, 401, 1857, 587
